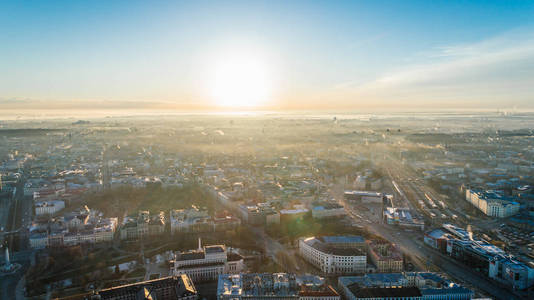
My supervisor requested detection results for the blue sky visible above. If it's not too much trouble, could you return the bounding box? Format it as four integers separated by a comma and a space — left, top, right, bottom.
1, 0, 534, 110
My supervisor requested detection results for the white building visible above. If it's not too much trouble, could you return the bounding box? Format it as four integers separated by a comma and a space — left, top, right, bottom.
35, 200, 65, 216
172, 239, 245, 282
299, 236, 367, 274
465, 189, 520, 218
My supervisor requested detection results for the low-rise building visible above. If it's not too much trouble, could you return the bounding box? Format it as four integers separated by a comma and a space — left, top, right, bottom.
171, 239, 245, 282
366, 240, 403, 273
383, 207, 425, 231
338, 273, 473, 300
423, 229, 454, 253
489, 255, 534, 290
170, 206, 211, 234
217, 273, 340, 300
29, 232, 49, 249
213, 211, 241, 231
29, 207, 118, 249
35, 200, 65, 216
170, 207, 241, 234
430, 223, 534, 290
344, 191, 383, 204
465, 189, 520, 218
312, 203, 345, 219
299, 236, 367, 274
239, 203, 280, 226
120, 210, 165, 240
95, 275, 198, 300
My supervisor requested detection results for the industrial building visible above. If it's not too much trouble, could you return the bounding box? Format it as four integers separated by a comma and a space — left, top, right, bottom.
424, 224, 534, 290
383, 207, 425, 231
312, 203, 346, 219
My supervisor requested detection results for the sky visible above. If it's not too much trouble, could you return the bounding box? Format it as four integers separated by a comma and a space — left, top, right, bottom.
1, 0, 534, 111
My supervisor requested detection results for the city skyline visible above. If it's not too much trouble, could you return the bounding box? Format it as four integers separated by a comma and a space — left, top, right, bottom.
1, 1, 534, 111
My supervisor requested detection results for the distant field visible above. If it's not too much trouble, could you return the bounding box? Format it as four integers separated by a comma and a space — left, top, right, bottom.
0, 128, 65, 136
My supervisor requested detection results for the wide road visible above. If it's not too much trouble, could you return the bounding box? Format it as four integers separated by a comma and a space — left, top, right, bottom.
367, 223, 522, 300
339, 172, 523, 299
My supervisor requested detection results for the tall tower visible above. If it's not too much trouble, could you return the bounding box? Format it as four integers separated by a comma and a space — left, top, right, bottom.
198, 237, 202, 251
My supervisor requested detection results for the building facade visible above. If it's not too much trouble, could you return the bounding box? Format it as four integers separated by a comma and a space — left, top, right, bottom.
366, 240, 403, 273
338, 273, 473, 300
172, 240, 245, 282
35, 200, 65, 216
465, 189, 520, 218
120, 210, 165, 240
299, 236, 367, 274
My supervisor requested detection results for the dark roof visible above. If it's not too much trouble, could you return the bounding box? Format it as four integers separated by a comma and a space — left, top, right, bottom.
205, 245, 225, 253
306, 238, 365, 256
97, 275, 197, 299
177, 251, 205, 261
227, 252, 243, 262
176, 261, 225, 269
348, 283, 422, 298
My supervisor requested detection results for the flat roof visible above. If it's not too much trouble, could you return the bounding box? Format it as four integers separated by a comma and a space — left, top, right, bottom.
344, 190, 383, 197
320, 235, 365, 244
348, 284, 422, 298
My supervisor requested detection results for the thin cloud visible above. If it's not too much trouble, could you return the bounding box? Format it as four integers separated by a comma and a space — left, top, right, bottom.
338, 28, 534, 107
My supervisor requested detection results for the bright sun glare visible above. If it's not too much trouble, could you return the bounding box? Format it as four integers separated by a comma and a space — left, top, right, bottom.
209, 53, 272, 108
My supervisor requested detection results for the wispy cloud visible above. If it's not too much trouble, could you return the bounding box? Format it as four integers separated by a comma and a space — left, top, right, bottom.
338, 28, 534, 107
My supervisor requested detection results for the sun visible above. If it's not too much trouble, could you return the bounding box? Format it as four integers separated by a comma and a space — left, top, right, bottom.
209, 53, 272, 108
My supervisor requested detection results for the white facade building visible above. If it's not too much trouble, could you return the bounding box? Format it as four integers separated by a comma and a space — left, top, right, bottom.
172, 240, 245, 282
35, 200, 65, 216
465, 189, 520, 218
299, 236, 367, 274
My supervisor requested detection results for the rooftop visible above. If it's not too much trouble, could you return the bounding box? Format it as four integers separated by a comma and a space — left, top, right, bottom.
319, 235, 365, 244
97, 275, 197, 299
348, 284, 422, 298
303, 236, 366, 256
